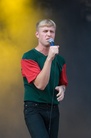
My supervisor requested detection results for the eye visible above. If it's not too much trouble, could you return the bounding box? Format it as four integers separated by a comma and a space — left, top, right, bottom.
43, 30, 48, 33
50, 30, 54, 33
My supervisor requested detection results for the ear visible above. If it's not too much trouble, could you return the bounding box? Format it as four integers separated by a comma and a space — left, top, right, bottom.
35, 31, 39, 38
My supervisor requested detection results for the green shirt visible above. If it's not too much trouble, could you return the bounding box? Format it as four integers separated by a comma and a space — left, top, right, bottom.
21, 48, 67, 104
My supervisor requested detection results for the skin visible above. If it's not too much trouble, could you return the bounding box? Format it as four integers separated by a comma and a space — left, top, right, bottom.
33, 25, 66, 102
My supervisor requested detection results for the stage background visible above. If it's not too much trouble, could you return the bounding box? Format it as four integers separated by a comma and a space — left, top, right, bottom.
0, 0, 91, 138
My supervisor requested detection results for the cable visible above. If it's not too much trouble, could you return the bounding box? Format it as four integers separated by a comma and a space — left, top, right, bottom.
49, 56, 57, 134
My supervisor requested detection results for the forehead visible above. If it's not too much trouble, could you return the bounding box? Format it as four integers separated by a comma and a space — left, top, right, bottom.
38, 26, 55, 31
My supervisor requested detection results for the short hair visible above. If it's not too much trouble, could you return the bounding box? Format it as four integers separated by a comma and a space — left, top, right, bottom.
36, 19, 56, 31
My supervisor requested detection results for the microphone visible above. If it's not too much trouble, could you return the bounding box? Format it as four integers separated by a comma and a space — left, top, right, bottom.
48, 38, 55, 46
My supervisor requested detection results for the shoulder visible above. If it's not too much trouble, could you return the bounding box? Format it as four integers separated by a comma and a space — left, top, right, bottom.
22, 49, 37, 60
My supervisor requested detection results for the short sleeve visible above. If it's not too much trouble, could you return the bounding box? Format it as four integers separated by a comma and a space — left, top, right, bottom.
21, 59, 41, 83
59, 64, 68, 86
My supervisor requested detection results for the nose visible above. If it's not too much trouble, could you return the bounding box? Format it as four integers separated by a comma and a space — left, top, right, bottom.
47, 31, 51, 36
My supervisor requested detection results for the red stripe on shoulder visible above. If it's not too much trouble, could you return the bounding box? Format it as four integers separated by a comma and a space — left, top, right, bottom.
21, 59, 41, 83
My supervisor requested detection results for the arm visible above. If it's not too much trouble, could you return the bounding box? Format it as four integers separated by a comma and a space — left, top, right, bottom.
33, 57, 52, 90
55, 64, 68, 101
33, 46, 59, 90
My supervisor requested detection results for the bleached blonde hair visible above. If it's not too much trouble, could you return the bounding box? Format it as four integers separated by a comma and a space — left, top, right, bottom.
36, 19, 56, 31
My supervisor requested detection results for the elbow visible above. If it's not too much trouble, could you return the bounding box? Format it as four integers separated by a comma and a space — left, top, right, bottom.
36, 85, 46, 90
34, 83, 47, 90
33, 80, 48, 90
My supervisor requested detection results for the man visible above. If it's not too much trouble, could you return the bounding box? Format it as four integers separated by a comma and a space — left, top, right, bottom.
21, 19, 68, 138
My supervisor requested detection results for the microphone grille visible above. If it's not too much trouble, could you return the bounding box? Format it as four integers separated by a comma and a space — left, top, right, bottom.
48, 38, 54, 43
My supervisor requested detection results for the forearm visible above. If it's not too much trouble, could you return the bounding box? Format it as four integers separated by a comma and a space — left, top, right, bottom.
33, 46, 59, 90
33, 57, 52, 90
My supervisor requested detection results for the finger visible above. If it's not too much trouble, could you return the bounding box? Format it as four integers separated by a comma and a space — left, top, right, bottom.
56, 91, 62, 97
57, 92, 64, 101
57, 96, 64, 101
55, 86, 59, 91
56, 92, 61, 97
57, 93, 62, 99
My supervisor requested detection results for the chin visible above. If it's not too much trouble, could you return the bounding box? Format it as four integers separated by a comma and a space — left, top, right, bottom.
45, 42, 50, 47
45, 44, 50, 47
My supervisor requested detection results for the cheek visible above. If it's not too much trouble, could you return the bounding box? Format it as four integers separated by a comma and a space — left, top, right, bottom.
39, 34, 45, 40
52, 34, 55, 39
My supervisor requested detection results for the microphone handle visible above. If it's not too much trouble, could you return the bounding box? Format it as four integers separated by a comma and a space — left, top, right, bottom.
50, 41, 55, 46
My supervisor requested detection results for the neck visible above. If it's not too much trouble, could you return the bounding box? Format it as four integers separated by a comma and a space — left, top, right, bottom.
35, 44, 50, 56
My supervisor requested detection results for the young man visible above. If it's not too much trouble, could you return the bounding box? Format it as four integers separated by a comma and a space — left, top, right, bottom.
21, 19, 68, 138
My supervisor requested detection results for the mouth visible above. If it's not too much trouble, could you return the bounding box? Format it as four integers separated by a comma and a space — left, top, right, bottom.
46, 37, 51, 40
46, 39, 49, 42
46, 38, 51, 43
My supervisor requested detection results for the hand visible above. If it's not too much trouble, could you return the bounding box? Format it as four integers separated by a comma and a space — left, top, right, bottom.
55, 85, 66, 102
47, 46, 59, 61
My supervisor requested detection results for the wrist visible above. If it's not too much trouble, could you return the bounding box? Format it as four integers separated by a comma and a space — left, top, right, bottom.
62, 85, 66, 92
46, 56, 53, 62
